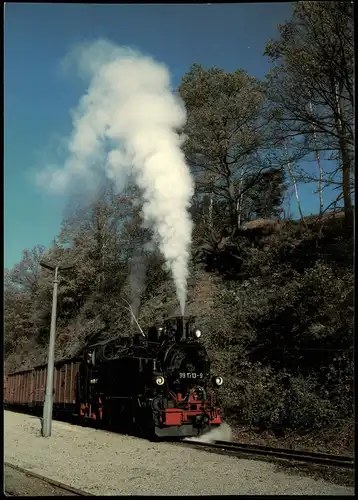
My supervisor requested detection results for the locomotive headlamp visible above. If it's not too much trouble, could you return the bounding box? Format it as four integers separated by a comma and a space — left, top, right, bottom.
214, 376, 223, 386
155, 376, 165, 386
194, 329, 202, 339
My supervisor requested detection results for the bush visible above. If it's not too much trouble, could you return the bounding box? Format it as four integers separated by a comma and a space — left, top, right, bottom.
202, 219, 353, 432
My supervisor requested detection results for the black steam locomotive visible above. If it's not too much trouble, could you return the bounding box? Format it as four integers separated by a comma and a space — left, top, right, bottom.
78, 314, 223, 438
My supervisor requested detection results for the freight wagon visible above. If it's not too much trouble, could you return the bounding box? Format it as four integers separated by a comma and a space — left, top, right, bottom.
4, 358, 82, 418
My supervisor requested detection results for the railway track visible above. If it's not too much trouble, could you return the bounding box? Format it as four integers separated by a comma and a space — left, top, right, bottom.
181, 439, 355, 469
5, 462, 92, 496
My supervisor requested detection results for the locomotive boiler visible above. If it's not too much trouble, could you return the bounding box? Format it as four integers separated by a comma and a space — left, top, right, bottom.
78, 314, 223, 438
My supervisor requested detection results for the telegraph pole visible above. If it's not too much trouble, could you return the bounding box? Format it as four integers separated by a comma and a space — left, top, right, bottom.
40, 261, 73, 437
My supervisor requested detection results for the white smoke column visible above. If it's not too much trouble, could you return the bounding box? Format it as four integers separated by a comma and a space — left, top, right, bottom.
129, 239, 155, 320
129, 251, 148, 319
38, 40, 194, 312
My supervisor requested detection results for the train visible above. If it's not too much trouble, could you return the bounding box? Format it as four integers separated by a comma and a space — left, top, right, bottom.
4, 314, 223, 439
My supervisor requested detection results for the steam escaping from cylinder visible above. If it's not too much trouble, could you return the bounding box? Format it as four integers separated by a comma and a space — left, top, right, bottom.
184, 422, 233, 444
37, 39, 194, 314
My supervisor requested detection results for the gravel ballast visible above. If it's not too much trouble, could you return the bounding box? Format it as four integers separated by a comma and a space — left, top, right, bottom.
4, 411, 354, 496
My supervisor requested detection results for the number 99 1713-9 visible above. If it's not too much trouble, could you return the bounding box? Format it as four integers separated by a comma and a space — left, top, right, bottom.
179, 373, 204, 379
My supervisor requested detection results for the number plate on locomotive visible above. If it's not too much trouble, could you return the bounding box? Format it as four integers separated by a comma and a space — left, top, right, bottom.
179, 373, 204, 379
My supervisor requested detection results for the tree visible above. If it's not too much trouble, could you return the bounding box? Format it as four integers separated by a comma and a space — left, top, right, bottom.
59, 189, 126, 326
4, 244, 55, 357
5, 244, 46, 294
57, 181, 160, 343
178, 64, 286, 244
245, 168, 286, 220
4, 288, 36, 354
265, 1, 354, 222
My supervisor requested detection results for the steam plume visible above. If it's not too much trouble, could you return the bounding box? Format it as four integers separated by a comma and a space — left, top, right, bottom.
37, 40, 194, 312
129, 251, 148, 320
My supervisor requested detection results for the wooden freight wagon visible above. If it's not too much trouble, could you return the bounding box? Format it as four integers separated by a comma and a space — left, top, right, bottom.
5, 358, 81, 414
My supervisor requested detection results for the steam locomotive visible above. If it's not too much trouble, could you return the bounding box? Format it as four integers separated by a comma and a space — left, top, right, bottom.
5, 314, 222, 439
80, 314, 223, 438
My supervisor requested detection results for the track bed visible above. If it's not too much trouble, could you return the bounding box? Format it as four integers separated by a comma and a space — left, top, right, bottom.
4, 463, 90, 497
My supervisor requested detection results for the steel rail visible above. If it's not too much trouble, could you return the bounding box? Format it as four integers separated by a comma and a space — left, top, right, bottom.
182, 440, 354, 469
215, 440, 354, 461
5, 462, 93, 496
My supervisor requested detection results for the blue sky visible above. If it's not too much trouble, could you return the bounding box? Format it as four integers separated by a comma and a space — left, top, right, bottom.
4, 2, 334, 270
